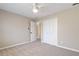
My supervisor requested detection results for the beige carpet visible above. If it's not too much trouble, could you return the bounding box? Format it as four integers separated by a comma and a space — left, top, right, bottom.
0, 40, 79, 56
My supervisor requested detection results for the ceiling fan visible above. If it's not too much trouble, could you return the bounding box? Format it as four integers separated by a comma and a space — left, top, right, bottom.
72, 3, 79, 6
32, 3, 44, 13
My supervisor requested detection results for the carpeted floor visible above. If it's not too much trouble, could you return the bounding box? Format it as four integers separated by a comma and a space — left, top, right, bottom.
0, 40, 79, 56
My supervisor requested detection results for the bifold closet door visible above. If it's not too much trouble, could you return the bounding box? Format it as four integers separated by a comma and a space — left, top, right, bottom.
42, 18, 57, 45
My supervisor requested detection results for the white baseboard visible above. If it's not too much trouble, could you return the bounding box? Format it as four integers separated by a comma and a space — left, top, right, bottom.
0, 41, 29, 50
57, 45, 79, 53
42, 41, 79, 53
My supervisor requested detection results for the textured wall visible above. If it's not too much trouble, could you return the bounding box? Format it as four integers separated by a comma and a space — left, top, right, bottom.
58, 6, 79, 50
0, 10, 30, 48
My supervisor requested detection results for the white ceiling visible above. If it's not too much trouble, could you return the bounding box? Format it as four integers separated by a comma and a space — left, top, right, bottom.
0, 3, 74, 20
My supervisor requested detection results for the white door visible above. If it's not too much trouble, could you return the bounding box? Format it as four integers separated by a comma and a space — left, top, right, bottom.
42, 18, 57, 45
30, 21, 36, 42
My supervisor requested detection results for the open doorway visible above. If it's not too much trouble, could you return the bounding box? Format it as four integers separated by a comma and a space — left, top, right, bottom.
36, 21, 42, 41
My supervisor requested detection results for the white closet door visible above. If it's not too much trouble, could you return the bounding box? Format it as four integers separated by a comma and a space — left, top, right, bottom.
30, 21, 36, 42
42, 18, 57, 45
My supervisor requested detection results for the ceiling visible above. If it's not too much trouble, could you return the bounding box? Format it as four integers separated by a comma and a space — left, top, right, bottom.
0, 3, 74, 20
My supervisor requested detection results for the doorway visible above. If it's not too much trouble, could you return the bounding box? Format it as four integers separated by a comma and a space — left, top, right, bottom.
30, 21, 37, 42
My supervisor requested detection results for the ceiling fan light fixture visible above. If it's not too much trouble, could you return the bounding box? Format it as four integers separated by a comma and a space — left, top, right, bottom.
32, 3, 40, 13
33, 7, 38, 13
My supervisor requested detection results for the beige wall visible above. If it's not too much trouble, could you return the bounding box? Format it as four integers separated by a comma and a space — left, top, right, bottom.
0, 10, 30, 48
58, 6, 79, 50
40, 6, 79, 50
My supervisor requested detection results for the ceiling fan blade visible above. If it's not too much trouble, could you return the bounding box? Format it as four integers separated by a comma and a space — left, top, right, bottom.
72, 3, 79, 6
